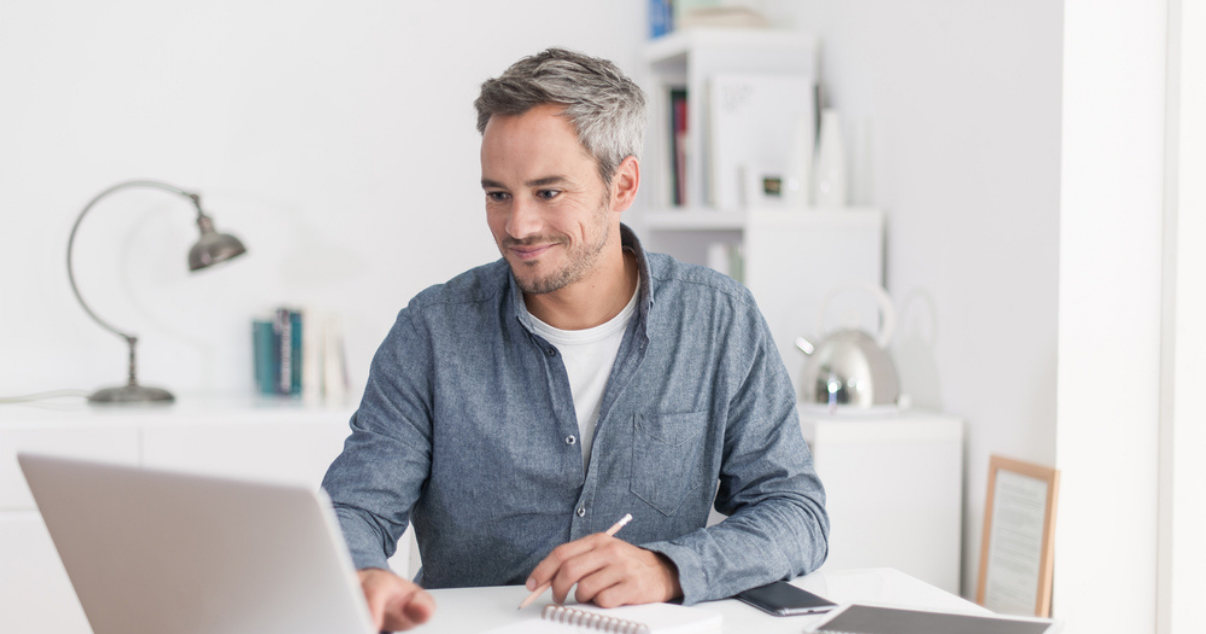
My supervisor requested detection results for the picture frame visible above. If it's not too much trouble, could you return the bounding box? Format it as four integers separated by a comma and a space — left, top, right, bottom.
977, 455, 1060, 618
741, 163, 804, 207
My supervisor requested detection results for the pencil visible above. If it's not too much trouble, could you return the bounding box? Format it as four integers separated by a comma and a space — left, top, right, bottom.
517, 513, 633, 610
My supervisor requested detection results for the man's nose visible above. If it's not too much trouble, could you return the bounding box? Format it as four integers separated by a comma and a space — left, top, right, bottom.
506, 194, 542, 238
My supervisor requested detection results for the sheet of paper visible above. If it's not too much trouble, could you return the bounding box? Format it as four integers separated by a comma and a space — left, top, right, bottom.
983, 470, 1049, 615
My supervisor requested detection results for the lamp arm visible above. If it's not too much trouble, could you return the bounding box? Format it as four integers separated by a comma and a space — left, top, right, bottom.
66, 179, 206, 342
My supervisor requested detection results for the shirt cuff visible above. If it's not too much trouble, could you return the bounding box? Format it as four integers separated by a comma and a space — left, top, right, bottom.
334, 507, 393, 572
639, 540, 708, 606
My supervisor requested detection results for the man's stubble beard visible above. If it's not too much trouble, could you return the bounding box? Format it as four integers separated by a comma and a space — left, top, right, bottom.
509, 196, 613, 296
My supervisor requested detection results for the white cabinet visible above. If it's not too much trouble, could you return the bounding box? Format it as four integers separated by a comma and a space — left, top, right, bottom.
799, 406, 964, 595
0, 423, 143, 634
0, 424, 140, 511
0, 512, 91, 634
0, 397, 359, 634
141, 420, 353, 487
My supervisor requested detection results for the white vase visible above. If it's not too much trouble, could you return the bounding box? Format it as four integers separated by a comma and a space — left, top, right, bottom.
813, 109, 847, 208
783, 112, 814, 209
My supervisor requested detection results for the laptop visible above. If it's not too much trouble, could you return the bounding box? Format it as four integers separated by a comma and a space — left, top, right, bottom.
18, 453, 376, 634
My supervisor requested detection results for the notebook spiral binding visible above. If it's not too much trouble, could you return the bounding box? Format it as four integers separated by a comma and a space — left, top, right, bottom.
542, 605, 652, 634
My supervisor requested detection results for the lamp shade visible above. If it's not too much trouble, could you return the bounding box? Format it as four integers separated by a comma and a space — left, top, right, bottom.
189, 215, 248, 271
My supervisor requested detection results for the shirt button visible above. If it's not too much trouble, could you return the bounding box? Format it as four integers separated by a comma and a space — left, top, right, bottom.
576, 507, 586, 517
565, 435, 577, 445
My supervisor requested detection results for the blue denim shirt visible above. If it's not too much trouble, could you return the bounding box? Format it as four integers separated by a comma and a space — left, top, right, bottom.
322, 226, 828, 604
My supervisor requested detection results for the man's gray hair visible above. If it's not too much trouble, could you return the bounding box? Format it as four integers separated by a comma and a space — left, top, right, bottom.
475, 47, 647, 186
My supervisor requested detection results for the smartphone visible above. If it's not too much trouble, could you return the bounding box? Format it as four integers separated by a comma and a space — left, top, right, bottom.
735, 580, 837, 616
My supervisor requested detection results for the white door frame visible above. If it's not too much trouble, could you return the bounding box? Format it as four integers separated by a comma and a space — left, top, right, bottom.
1056, 1, 1168, 633
1158, 1, 1206, 633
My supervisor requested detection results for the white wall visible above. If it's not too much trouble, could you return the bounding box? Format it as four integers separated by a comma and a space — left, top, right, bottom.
15, 0, 1154, 621
0, 0, 1062, 600
765, 1, 1063, 598
0, 0, 645, 398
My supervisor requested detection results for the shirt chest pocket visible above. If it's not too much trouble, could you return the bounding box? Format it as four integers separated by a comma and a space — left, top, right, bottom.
630, 412, 709, 516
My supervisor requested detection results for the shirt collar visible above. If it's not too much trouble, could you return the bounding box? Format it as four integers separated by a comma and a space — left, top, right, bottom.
508, 223, 654, 335
621, 224, 654, 332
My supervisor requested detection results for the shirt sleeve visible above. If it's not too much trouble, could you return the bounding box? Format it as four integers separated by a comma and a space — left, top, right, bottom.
321, 307, 434, 574
640, 307, 830, 604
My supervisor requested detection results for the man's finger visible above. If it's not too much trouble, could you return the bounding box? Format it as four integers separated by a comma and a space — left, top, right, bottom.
363, 588, 387, 631
571, 560, 627, 605
358, 568, 435, 632
548, 540, 617, 603
526, 534, 609, 590
402, 589, 437, 624
382, 588, 436, 631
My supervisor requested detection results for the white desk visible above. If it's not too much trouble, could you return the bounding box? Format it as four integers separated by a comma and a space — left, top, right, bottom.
420, 567, 989, 633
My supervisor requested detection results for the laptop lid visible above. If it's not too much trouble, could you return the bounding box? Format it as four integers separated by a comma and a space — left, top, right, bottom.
18, 453, 375, 634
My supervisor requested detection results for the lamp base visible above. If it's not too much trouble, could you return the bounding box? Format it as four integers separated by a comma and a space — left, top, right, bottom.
87, 384, 175, 405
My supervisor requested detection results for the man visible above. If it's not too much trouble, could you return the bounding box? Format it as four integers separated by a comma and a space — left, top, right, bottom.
321, 48, 828, 631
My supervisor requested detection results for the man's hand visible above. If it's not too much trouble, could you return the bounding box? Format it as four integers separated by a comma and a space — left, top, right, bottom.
357, 568, 436, 631
525, 533, 683, 608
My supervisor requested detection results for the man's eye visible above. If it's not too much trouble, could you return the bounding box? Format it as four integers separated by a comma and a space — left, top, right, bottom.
536, 189, 561, 201
486, 191, 509, 203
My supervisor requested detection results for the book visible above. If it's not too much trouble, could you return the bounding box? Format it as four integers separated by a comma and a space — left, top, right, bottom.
300, 307, 323, 404
275, 308, 293, 394
320, 313, 348, 404
811, 604, 1060, 634
288, 309, 302, 395
485, 603, 721, 634
648, 0, 673, 38
670, 88, 689, 206
251, 318, 276, 396
252, 307, 347, 402
678, 7, 770, 30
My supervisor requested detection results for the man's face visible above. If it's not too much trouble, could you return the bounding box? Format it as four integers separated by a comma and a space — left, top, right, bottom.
481, 103, 615, 295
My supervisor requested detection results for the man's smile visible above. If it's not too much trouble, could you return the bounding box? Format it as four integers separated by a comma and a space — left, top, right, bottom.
509, 243, 555, 260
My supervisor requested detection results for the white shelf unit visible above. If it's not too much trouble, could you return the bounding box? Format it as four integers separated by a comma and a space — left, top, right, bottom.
798, 406, 965, 595
640, 28, 819, 210
639, 207, 885, 399
643, 206, 884, 231
0, 396, 417, 634
636, 29, 884, 397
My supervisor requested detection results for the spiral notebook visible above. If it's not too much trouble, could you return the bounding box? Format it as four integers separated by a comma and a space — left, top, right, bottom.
485, 603, 722, 634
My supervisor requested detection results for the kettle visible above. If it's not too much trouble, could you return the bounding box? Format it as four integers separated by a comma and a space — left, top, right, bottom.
796, 284, 901, 409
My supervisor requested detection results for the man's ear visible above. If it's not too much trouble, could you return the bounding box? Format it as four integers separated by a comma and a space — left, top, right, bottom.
609, 156, 640, 213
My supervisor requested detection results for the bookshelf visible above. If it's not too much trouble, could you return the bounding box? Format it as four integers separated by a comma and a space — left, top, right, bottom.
635, 29, 885, 398
640, 28, 820, 210
642, 206, 883, 231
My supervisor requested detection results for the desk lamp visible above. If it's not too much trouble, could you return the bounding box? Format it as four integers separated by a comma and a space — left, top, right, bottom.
67, 179, 248, 404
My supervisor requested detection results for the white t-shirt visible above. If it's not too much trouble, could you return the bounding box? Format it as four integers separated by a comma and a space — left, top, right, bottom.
527, 284, 640, 471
